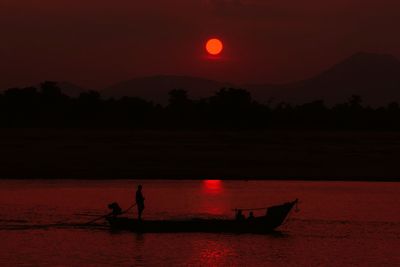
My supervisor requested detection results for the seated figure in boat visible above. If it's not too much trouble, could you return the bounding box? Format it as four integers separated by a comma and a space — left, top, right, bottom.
136, 184, 145, 221
108, 202, 122, 217
235, 209, 245, 221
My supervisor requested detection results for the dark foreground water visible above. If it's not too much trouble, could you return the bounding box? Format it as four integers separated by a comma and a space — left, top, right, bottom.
0, 180, 399, 266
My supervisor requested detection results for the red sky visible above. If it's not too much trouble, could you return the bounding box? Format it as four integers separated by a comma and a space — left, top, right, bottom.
1, 0, 400, 89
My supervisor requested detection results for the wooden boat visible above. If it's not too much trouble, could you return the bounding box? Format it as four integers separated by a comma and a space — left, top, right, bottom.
106, 199, 298, 233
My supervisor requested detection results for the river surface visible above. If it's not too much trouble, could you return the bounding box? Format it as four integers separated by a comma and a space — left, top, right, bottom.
0, 180, 399, 266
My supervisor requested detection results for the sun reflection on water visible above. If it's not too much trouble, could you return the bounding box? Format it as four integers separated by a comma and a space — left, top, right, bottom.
200, 180, 228, 215
203, 180, 223, 195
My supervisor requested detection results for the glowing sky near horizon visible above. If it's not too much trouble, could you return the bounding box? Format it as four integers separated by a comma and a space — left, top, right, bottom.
1, 0, 400, 89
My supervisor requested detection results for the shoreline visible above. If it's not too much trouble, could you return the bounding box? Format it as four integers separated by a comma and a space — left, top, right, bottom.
1, 177, 399, 182
0, 129, 399, 182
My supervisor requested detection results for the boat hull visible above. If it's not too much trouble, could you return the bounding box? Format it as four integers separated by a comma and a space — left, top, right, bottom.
106, 200, 297, 233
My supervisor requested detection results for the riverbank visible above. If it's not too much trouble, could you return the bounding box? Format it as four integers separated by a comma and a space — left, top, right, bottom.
0, 129, 399, 181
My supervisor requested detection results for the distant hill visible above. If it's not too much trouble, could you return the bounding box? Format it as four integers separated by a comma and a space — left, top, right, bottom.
55, 81, 90, 97
102, 75, 233, 103
103, 52, 400, 106
5, 52, 399, 106
246, 52, 400, 105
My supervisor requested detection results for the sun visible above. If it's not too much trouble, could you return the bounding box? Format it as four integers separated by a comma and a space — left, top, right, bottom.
205, 38, 223, 56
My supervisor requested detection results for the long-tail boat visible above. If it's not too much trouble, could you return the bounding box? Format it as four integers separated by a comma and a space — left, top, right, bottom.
106, 199, 298, 233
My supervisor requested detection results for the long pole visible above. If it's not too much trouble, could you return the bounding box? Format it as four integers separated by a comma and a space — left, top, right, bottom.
84, 202, 137, 225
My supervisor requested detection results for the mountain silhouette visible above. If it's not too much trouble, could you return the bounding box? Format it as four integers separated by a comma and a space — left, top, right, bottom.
102, 52, 400, 106
282, 52, 400, 105
54, 81, 91, 97
102, 75, 233, 103
3, 52, 399, 106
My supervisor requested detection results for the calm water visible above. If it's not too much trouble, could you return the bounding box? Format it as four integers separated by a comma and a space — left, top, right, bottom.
0, 180, 399, 266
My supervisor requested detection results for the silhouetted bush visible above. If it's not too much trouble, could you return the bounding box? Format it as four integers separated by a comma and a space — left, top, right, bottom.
0, 82, 399, 130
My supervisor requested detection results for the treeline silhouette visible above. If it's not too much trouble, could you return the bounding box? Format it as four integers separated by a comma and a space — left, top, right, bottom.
1, 81, 399, 130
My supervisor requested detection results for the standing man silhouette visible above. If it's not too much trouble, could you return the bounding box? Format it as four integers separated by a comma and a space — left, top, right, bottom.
136, 185, 145, 221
